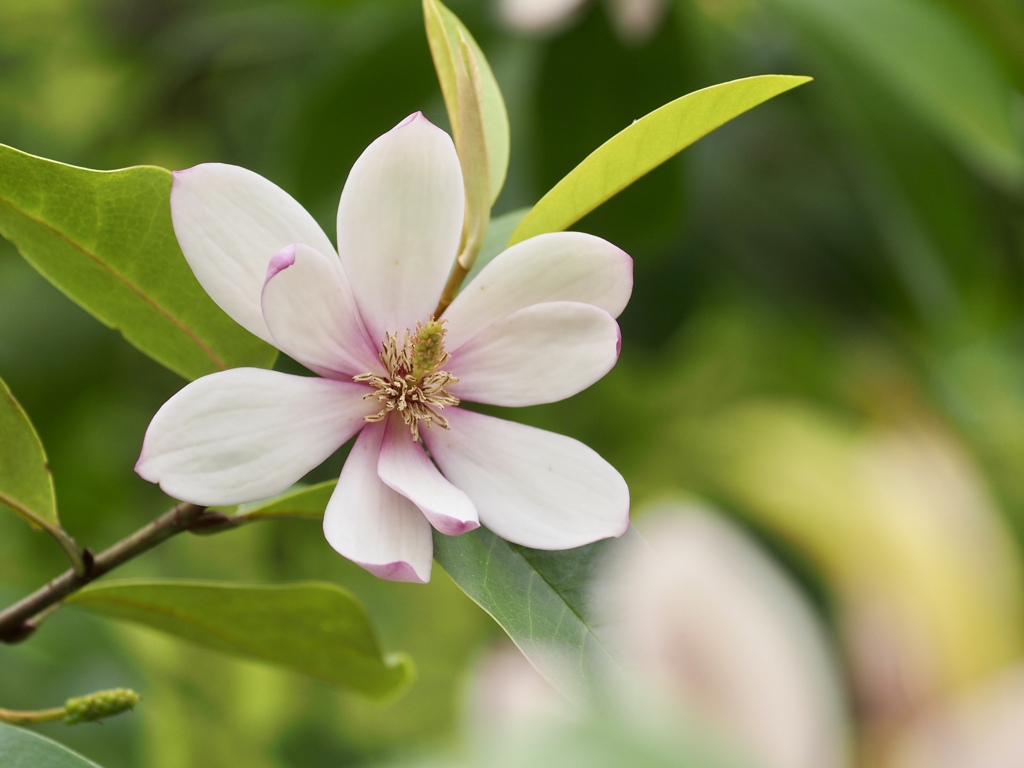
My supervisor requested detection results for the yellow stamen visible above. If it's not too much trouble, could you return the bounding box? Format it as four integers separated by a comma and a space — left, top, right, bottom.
354, 319, 459, 440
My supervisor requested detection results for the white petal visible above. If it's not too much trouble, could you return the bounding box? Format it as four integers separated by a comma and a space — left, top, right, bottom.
323, 422, 433, 583
136, 368, 371, 506
261, 243, 380, 378
448, 301, 620, 407
443, 232, 632, 350
378, 416, 478, 535
171, 164, 337, 344
337, 113, 464, 343
422, 409, 629, 549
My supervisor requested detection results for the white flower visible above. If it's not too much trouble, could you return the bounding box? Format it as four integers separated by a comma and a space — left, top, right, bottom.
498, 0, 668, 43
136, 113, 632, 583
597, 504, 850, 768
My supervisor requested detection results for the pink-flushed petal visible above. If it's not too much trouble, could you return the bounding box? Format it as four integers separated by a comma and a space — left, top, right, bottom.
448, 301, 620, 407
323, 421, 433, 583
443, 232, 632, 351
261, 243, 380, 378
171, 163, 338, 344
136, 368, 373, 506
336, 113, 464, 343
422, 409, 630, 549
378, 416, 479, 536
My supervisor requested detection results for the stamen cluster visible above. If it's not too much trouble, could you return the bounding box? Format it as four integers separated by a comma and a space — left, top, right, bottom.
355, 319, 460, 440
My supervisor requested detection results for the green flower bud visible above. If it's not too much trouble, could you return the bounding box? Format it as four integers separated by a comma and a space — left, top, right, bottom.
64, 688, 141, 725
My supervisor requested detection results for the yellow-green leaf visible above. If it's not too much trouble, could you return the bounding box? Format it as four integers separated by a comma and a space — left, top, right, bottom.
509, 75, 812, 245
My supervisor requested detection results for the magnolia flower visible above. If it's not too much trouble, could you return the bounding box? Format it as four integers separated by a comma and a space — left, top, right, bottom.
136, 113, 632, 583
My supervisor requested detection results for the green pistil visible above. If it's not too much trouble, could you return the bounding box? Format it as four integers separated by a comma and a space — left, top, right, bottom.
411, 319, 448, 381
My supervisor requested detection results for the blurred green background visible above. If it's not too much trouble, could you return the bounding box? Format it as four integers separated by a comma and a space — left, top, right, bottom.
1, 0, 1023, 766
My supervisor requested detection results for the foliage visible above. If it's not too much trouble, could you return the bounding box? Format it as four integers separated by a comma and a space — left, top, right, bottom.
0, 0, 1022, 766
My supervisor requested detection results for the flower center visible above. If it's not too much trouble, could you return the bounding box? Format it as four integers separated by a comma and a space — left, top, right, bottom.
354, 319, 460, 440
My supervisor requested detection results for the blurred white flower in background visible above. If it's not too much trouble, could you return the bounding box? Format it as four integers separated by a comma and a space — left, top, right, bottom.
465, 502, 851, 768
891, 665, 1024, 768
598, 503, 851, 768
497, 0, 669, 43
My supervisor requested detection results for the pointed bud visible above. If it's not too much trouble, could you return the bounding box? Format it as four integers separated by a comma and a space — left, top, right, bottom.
64, 688, 141, 724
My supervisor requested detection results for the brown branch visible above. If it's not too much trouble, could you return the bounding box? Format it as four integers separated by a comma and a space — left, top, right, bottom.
0, 502, 207, 643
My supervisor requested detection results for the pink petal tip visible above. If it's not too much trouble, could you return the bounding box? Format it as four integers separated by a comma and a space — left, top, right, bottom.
358, 559, 430, 584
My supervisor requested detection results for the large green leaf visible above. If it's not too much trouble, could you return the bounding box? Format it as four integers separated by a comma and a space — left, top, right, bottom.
0, 375, 57, 531
0, 144, 276, 381
509, 75, 812, 245
66, 580, 413, 700
767, 0, 1024, 184
0, 723, 103, 768
433, 526, 635, 703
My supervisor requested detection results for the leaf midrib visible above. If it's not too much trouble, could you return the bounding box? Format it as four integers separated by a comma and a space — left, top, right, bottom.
504, 539, 619, 665
0, 194, 227, 372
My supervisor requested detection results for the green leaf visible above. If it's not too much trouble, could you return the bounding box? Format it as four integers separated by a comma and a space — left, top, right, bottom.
214, 480, 335, 523
0, 375, 82, 571
0, 375, 57, 531
0, 144, 277, 381
424, 0, 510, 205
66, 580, 413, 700
450, 33, 492, 269
463, 207, 529, 285
767, 0, 1024, 184
433, 526, 635, 703
509, 75, 812, 245
0, 722, 103, 768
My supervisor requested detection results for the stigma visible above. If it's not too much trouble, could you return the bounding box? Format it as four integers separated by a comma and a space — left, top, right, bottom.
354, 319, 460, 440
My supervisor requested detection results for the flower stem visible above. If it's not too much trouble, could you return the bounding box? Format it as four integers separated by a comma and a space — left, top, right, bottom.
435, 260, 470, 317
0, 705, 66, 725
0, 502, 207, 643
0, 688, 141, 726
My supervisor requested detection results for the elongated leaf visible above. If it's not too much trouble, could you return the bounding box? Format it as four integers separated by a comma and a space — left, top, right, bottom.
433, 526, 634, 703
0, 376, 57, 531
0, 145, 276, 381
509, 75, 812, 245
0, 723, 103, 768
767, 0, 1024, 183
424, 0, 510, 204
67, 580, 413, 699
